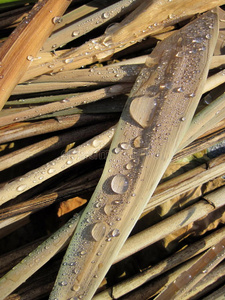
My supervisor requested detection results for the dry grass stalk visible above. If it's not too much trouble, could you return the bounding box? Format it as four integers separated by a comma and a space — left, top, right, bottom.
0, 83, 131, 126
0, 0, 72, 110
144, 153, 225, 213
94, 226, 225, 299
42, 0, 141, 52
0, 114, 115, 144
0, 126, 115, 205
21, 0, 224, 82
0, 120, 114, 171
0, 214, 80, 300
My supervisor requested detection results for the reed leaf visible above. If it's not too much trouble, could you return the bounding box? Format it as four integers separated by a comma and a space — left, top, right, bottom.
49, 11, 218, 300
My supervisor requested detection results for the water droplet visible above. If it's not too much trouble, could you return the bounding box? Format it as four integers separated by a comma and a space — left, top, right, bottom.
64, 58, 74, 64
104, 204, 111, 216
110, 229, 120, 237
0, 74, 4, 79
189, 93, 195, 98
120, 142, 130, 150
92, 139, 100, 148
111, 174, 129, 194
72, 30, 80, 37
102, 12, 110, 19
180, 117, 186, 121
47, 168, 55, 174
52, 16, 62, 24
133, 136, 145, 148
26, 55, 34, 61
205, 33, 211, 39
176, 87, 184, 93
125, 162, 133, 170
175, 51, 183, 57
59, 281, 68, 286
113, 200, 123, 205
113, 147, 121, 154
16, 184, 27, 192
91, 222, 107, 241
72, 282, 80, 291
80, 250, 86, 256
192, 37, 203, 43
66, 160, 73, 165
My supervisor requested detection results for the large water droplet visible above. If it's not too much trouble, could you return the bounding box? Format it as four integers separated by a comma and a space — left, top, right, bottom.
111, 174, 129, 194
91, 222, 107, 241
130, 96, 157, 128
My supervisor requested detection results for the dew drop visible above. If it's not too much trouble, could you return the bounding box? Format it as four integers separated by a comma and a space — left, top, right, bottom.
47, 168, 55, 174
102, 12, 110, 19
133, 136, 145, 148
104, 204, 111, 216
192, 37, 203, 43
92, 139, 100, 148
113, 147, 121, 154
125, 162, 133, 170
120, 142, 130, 150
0, 74, 4, 79
52, 16, 62, 24
176, 87, 184, 93
113, 200, 123, 205
64, 58, 74, 64
26, 55, 34, 61
16, 184, 27, 192
189, 92, 195, 98
66, 160, 73, 165
72, 30, 80, 37
110, 229, 120, 237
111, 174, 129, 194
72, 282, 80, 292
91, 222, 107, 241
59, 281, 68, 286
